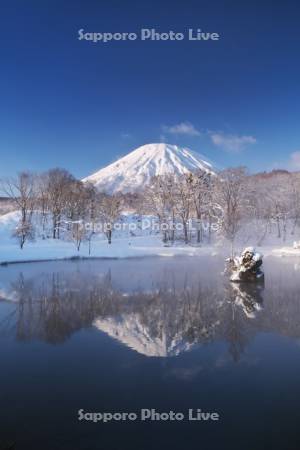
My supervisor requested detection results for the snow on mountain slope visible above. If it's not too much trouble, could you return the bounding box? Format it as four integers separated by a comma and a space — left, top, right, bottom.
83, 143, 215, 193
93, 314, 196, 357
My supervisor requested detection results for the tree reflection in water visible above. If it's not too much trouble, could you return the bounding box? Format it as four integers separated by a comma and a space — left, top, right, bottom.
1, 259, 299, 361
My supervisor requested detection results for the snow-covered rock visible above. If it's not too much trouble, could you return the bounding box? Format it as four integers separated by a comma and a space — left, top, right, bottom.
83, 143, 215, 193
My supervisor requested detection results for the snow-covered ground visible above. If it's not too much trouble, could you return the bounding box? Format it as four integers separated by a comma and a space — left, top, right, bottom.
1, 210, 300, 265
0, 235, 219, 264
0, 210, 217, 264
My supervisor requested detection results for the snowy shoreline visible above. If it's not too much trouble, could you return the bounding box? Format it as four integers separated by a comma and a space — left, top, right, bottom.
1, 237, 300, 266
1, 210, 300, 266
0, 236, 219, 266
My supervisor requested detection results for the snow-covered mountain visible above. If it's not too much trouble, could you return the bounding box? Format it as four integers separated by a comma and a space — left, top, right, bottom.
83, 143, 215, 193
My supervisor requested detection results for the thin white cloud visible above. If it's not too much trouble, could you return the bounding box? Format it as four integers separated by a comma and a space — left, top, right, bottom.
159, 134, 167, 143
121, 133, 131, 139
268, 152, 300, 172
288, 151, 300, 170
162, 122, 201, 137
210, 132, 256, 152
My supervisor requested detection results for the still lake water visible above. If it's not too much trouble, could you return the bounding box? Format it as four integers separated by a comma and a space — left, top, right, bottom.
1, 255, 300, 450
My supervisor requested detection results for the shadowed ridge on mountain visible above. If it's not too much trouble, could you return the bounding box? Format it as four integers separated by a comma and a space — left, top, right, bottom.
83, 143, 215, 193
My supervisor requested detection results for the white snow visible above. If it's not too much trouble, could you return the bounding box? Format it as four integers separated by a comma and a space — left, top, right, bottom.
94, 315, 197, 357
0, 210, 215, 264
82, 143, 215, 193
1, 210, 300, 265
0, 235, 217, 264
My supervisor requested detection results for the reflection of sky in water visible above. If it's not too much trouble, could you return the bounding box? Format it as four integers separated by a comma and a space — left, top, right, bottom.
1, 256, 300, 450
1, 256, 300, 356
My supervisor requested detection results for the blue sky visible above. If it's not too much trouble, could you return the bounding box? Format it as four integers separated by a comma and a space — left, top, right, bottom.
1, 0, 300, 178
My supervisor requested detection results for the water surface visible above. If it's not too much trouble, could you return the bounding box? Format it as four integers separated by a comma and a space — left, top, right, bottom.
0, 256, 300, 450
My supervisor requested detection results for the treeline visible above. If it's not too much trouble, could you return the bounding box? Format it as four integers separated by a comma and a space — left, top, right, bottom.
1, 167, 300, 252
144, 168, 300, 252
0, 168, 124, 249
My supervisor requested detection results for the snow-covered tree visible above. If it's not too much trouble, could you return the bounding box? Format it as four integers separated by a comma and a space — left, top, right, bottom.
144, 176, 172, 243
36, 173, 48, 236
189, 170, 213, 243
213, 167, 247, 255
99, 194, 122, 244
46, 168, 76, 239
1, 172, 36, 249
174, 174, 193, 244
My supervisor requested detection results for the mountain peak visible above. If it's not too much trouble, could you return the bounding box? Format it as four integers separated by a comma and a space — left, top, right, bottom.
83, 143, 215, 193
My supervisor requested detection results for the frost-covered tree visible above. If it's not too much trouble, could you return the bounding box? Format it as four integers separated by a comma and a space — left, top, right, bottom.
256, 172, 291, 240
289, 173, 300, 235
99, 194, 122, 244
144, 176, 172, 243
1, 172, 36, 249
174, 174, 193, 244
213, 167, 247, 255
161, 175, 177, 243
145, 173, 216, 244
69, 220, 87, 251
46, 168, 75, 239
36, 172, 50, 237
65, 180, 89, 223
189, 170, 213, 243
